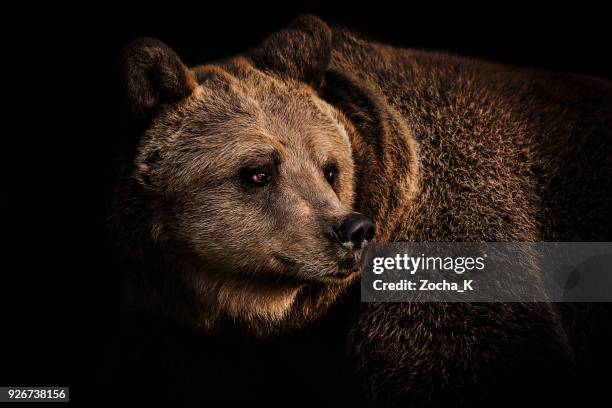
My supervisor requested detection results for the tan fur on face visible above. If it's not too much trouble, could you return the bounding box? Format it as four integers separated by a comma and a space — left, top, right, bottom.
115, 47, 368, 337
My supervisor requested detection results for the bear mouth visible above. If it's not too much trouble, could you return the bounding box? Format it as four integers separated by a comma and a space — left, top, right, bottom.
322, 268, 360, 281
273, 253, 361, 283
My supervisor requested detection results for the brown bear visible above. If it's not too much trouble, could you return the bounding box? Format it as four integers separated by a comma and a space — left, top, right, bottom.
107, 15, 612, 407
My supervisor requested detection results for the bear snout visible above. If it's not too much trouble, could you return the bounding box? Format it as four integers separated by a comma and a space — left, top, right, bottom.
329, 212, 375, 250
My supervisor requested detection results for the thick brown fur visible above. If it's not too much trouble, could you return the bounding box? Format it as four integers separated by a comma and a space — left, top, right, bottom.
109, 15, 612, 407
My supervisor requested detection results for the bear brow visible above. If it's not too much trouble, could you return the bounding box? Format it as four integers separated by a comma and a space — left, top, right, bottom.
237, 148, 282, 168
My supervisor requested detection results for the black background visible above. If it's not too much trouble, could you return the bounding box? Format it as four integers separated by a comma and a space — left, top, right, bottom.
3, 3, 611, 404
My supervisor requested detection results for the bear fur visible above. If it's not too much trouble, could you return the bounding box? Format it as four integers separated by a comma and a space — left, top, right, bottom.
105, 15, 612, 407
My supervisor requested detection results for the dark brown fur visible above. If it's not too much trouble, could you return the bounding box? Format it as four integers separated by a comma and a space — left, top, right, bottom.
322, 24, 612, 407
109, 15, 612, 407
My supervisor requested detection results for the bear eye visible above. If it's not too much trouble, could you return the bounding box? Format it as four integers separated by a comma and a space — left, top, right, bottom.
250, 171, 271, 185
324, 162, 339, 185
240, 166, 274, 187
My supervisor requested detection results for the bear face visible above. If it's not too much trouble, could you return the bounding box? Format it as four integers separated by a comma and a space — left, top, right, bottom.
147, 63, 359, 281
114, 18, 374, 337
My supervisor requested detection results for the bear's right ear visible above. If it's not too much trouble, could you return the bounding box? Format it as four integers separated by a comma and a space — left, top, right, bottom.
249, 15, 332, 88
120, 38, 196, 121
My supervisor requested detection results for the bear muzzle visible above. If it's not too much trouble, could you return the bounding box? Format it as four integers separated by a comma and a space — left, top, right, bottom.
330, 212, 375, 251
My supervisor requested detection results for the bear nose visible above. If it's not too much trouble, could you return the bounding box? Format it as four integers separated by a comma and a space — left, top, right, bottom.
334, 212, 375, 249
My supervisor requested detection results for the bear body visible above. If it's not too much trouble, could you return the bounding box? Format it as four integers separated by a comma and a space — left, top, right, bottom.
106, 16, 612, 407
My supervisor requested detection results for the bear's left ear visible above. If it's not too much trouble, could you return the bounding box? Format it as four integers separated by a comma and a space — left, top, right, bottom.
249, 15, 332, 88
120, 37, 197, 121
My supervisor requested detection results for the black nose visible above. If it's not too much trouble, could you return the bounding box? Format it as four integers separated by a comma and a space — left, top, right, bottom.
335, 213, 375, 249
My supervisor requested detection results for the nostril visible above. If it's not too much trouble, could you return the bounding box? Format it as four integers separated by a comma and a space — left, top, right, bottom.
337, 212, 375, 249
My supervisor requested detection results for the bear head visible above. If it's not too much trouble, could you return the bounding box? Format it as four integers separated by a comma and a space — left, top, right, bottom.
113, 16, 377, 337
